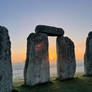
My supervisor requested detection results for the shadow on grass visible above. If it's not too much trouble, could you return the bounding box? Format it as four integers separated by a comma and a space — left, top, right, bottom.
83, 74, 92, 77
13, 74, 92, 92
20, 81, 53, 88
12, 89, 19, 92
55, 77, 79, 82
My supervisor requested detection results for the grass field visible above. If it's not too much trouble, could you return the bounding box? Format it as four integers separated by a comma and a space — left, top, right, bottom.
13, 73, 92, 92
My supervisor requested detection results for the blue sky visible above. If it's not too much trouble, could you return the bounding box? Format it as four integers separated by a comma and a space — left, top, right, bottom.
0, 0, 92, 61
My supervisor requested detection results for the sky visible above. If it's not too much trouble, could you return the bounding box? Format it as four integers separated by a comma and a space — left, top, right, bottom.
0, 0, 92, 62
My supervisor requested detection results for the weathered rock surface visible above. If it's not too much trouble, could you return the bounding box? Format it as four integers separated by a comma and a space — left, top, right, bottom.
0, 26, 12, 92
24, 33, 50, 86
84, 31, 92, 75
56, 36, 76, 80
35, 25, 64, 36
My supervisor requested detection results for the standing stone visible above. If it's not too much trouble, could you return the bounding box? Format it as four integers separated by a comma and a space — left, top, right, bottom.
84, 32, 92, 75
24, 33, 50, 86
35, 25, 64, 36
56, 36, 76, 80
0, 26, 12, 92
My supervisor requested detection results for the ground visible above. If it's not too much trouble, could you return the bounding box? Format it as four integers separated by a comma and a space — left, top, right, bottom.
13, 73, 92, 92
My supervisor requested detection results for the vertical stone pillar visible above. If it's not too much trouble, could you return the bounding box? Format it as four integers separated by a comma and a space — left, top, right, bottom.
24, 33, 50, 86
56, 36, 76, 80
84, 32, 92, 75
0, 26, 12, 92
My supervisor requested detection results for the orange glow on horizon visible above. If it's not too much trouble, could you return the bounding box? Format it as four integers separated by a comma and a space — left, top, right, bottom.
75, 42, 85, 60
49, 46, 57, 62
12, 48, 26, 62
12, 38, 85, 62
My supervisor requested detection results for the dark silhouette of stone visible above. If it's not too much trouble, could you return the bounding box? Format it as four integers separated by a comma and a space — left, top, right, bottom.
84, 31, 92, 75
0, 26, 12, 92
88, 31, 92, 38
56, 36, 76, 80
35, 25, 64, 36
24, 33, 50, 86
